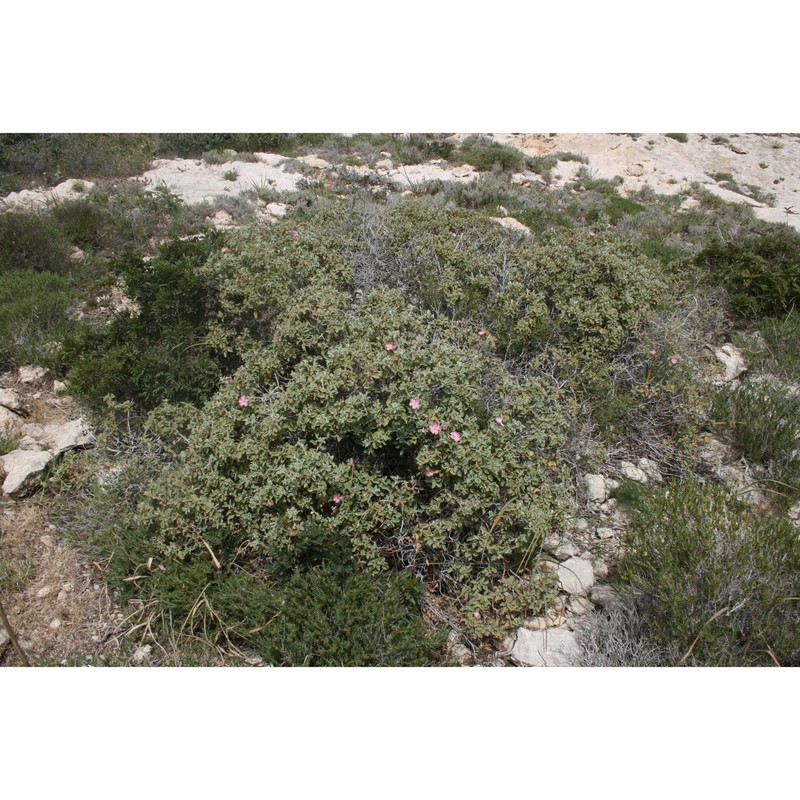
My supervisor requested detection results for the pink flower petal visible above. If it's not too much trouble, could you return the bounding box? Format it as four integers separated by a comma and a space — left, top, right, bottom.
409, 397, 421, 410
449, 431, 461, 442
238, 395, 250, 407
495, 416, 504, 427
384, 342, 395, 352
429, 423, 441, 435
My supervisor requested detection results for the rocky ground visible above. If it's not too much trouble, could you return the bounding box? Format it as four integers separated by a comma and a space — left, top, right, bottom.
3, 132, 799, 667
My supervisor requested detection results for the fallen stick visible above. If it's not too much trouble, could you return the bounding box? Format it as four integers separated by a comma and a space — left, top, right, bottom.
0, 595, 31, 667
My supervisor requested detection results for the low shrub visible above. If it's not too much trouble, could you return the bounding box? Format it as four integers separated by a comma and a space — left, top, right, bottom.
665, 133, 689, 143
710, 382, 800, 507
0, 212, 71, 273
695, 227, 800, 318
456, 136, 524, 173
614, 478, 800, 666
60, 235, 223, 410
0, 270, 76, 370
119, 288, 569, 639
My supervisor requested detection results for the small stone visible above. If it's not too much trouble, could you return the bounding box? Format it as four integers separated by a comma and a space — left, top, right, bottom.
1, 449, 53, 496
595, 526, 616, 540
637, 458, 663, 483
0, 388, 24, 412
714, 343, 747, 382
510, 627, 581, 667
557, 557, 595, 596
53, 380, 67, 394
619, 460, 649, 483
266, 202, 288, 217
49, 619, 62, 630
788, 502, 800, 521
62, 582, 73, 592
57, 590, 68, 602
17, 365, 48, 384
553, 540, 581, 560
584, 473, 608, 503
0, 627, 9, 656
375, 158, 394, 169
573, 518, 590, 532
36, 586, 52, 598
497, 205, 509, 217
567, 595, 594, 615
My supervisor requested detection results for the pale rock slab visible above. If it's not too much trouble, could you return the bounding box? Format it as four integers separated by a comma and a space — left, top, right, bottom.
490, 216, 531, 235
557, 557, 595, 596
0, 626, 9, 656
714, 343, 747, 382
0, 389, 24, 413
19, 419, 93, 456
1, 449, 53, 496
510, 627, 582, 667
18, 365, 48, 384
0, 406, 22, 428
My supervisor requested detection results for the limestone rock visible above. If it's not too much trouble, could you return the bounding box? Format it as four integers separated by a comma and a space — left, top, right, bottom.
595, 526, 616, 540
17, 365, 48, 384
0, 388, 24, 413
0, 626, 9, 656
619, 460, 649, 483
0, 406, 22, 428
510, 627, 581, 667
1, 449, 53, 496
583, 473, 608, 503
567, 595, 594, 616
557, 557, 595, 596
490, 216, 531, 235
266, 202, 288, 217
637, 457, 663, 483
714, 343, 747, 382
375, 158, 394, 169
19, 418, 93, 456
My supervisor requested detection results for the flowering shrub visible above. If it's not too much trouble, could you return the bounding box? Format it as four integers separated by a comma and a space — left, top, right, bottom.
126, 288, 570, 637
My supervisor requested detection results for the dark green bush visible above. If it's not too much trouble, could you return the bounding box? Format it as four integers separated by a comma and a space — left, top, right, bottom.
695, 228, 800, 318
60, 235, 223, 410
665, 133, 689, 143
0, 133, 153, 191
615, 478, 800, 665
0, 212, 71, 273
456, 136, 524, 173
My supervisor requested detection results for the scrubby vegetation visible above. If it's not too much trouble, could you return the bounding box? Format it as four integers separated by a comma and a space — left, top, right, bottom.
3, 132, 800, 666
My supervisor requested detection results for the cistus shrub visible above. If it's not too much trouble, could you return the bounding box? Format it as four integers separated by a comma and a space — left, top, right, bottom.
382, 202, 668, 360
614, 478, 800, 666
124, 288, 570, 638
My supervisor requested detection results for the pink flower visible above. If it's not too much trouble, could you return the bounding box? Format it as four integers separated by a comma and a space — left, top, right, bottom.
409, 397, 421, 410
495, 416, 504, 427
220, 246, 230, 254
472, 610, 481, 619
429, 423, 441, 435
384, 342, 395, 352
222, 375, 232, 385
332, 492, 343, 504
670, 356, 679, 365
449, 431, 462, 442
589, 231, 597, 237
424, 469, 436, 478
237, 395, 250, 407
477, 328, 487, 337
292, 230, 299, 239
649, 348, 658, 356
